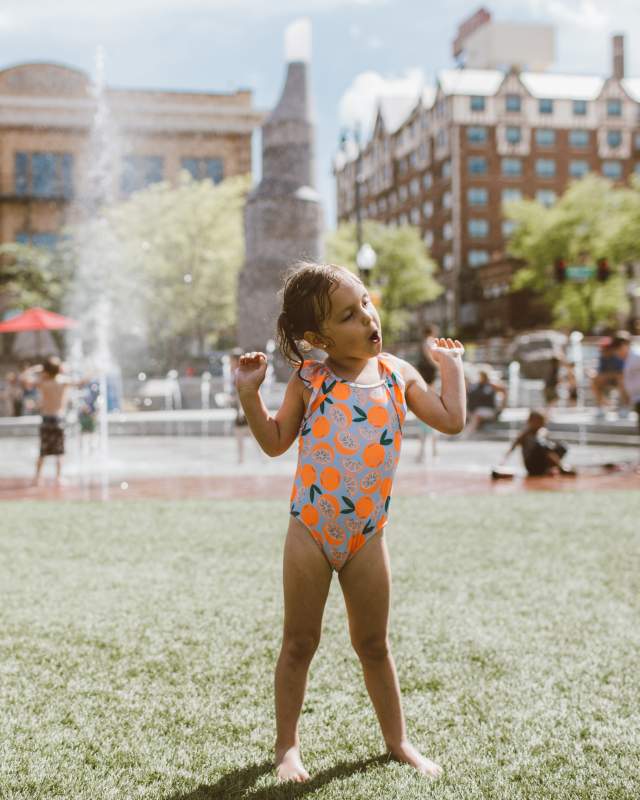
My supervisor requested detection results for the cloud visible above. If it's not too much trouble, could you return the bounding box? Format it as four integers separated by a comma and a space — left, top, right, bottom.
0, 0, 388, 28
338, 67, 424, 134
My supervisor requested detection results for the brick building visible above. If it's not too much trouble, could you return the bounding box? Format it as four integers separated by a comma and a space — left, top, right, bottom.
334, 25, 640, 337
0, 62, 262, 250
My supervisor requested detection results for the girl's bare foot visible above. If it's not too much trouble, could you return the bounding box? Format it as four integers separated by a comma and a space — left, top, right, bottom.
275, 746, 310, 783
388, 740, 442, 779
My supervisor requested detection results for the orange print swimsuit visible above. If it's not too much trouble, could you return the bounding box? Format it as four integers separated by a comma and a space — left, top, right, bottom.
290, 355, 407, 571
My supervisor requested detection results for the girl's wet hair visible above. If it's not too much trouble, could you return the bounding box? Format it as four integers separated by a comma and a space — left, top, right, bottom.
276, 261, 357, 370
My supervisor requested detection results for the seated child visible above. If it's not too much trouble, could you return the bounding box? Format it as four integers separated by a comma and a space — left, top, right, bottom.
503, 410, 575, 476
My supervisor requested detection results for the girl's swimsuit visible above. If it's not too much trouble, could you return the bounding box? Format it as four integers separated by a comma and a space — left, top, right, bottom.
290, 354, 407, 571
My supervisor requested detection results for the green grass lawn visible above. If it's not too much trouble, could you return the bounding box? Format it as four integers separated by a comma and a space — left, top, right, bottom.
1, 492, 640, 800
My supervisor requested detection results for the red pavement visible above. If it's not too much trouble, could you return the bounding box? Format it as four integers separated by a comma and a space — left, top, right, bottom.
1, 467, 637, 501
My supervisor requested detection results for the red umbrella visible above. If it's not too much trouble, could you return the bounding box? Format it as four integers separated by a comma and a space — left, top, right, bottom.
0, 307, 78, 332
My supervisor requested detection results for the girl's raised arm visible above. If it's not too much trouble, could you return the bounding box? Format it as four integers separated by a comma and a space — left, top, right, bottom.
402, 338, 467, 435
235, 352, 306, 457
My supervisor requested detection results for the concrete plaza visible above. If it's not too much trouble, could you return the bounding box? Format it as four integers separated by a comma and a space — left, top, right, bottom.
1, 429, 637, 501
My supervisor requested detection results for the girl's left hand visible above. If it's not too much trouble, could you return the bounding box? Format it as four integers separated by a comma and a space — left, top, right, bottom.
429, 338, 465, 364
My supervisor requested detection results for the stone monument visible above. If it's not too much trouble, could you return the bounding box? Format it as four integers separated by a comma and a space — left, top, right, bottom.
238, 18, 324, 354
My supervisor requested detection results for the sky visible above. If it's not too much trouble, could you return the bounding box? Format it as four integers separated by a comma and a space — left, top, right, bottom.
1, 0, 639, 226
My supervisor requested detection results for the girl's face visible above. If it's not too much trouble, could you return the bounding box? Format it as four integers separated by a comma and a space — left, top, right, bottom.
312, 276, 382, 360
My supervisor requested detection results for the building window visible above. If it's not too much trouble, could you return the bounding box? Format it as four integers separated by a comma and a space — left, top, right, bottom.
399, 213, 408, 225
410, 207, 420, 224
467, 126, 487, 144
443, 222, 453, 240
501, 158, 522, 177
535, 158, 556, 178
410, 178, 420, 196
398, 158, 408, 175
468, 249, 489, 267
573, 99, 587, 116
505, 94, 521, 112
423, 172, 433, 189
607, 99, 622, 117
398, 185, 408, 202
502, 219, 517, 237
443, 253, 454, 271
437, 129, 448, 149
502, 188, 522, 204
423, 230, 434, 247
441, 160, 451, 178
634, 133, 640, 150
389, 191, 397, 208
536, 189, 556, 207
379, 197, 387, 212
569, 129, 589, 148
535, 128, 556, 146
121, 155, 164, 194
423, 201, 434, 218
468, 219, 489, 238
506, 126, 522, 144
443, 190, 452, 209
15, 232, 58, 248
539, 98, 554, 114
418, 143, 427, 161
409, 151, 418, 169
181, 157, 224, 184
468, 157, 488, 175
635, 162, 640, 175
467, 187, 488, 206
606, 130, 622, 148
14, 152, 74, 199
602, 160, 623, 179
569, 159, 590, 178
470, 95, 486, 112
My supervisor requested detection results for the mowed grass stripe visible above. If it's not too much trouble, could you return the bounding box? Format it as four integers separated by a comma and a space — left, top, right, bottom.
1, 493, 639, 799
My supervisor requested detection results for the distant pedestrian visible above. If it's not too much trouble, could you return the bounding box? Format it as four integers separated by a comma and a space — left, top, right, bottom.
20, 357, 81, 486
591, 334, 630, 416
229, 347, 249, 464
463, 368, 506, 436
621, 336, 640, 437
415, 325, 439, 462
502, 410, 575, 477
2, 372, 24, 416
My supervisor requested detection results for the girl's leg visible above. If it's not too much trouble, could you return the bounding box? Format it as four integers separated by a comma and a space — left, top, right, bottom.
275, 517, 332, 782
338, 532, 442, 779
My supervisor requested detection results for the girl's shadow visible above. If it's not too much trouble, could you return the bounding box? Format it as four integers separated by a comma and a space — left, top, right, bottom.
166, 754, 389, 799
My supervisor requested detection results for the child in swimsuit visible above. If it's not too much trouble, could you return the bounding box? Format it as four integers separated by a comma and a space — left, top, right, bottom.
235, 263, 466, 784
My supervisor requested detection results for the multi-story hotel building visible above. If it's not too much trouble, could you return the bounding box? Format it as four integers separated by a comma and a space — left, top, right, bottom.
0, 62, 262, 251
334, 16, 640, 337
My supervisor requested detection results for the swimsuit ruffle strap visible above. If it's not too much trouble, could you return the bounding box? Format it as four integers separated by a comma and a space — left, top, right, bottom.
378, 353, 407, 424
299, 360, 331, 422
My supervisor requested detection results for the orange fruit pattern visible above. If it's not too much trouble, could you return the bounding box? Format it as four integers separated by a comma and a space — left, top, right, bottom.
290, 356, 408, 572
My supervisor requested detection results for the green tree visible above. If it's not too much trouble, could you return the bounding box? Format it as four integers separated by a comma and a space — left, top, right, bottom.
325, 222, 442, 342
65, 173, 250, 371
0, 242, 73, 312
505, 175, 629, 332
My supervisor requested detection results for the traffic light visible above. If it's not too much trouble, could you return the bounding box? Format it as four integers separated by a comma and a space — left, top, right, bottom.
554, 258, 566, 283
597, 258, 611, 282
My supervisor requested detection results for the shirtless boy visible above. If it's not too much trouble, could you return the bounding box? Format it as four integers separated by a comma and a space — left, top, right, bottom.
20, 357, 79, 486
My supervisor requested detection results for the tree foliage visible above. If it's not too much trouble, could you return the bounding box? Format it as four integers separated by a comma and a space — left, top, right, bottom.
505, 175, 634, 332
59, 173, 249, 371
325, 221, 442, 342
0, 242, 73, 312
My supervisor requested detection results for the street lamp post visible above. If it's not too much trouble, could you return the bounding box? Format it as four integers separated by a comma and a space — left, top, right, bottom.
356, 242, 377, 285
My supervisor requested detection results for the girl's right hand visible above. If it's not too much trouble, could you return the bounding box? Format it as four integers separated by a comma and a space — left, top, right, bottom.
235, 352, 268, 394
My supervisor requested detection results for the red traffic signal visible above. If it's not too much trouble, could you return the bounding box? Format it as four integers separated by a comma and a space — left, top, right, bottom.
554, 258, 566, 283
596, 258, 611, 282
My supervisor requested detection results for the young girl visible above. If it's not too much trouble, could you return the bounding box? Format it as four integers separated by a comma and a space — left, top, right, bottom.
235, 263, 466, 783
